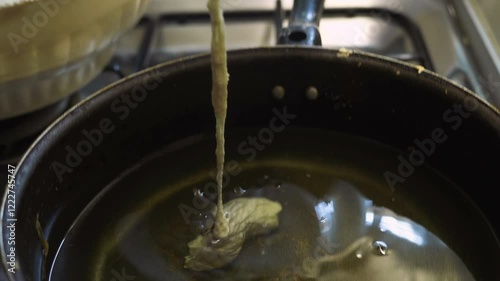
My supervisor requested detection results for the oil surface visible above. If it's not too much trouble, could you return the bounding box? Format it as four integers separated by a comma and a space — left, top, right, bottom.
49, 129, 497, 280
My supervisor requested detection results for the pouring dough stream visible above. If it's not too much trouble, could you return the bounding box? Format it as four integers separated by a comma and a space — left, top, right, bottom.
184, 0, 282, 271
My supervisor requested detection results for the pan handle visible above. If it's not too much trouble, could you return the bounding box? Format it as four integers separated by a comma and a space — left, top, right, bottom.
278, 0, 325, 46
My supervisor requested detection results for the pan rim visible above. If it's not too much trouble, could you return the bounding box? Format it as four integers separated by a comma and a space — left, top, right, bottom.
1, 46, 499, 280
7, 46, 500, 175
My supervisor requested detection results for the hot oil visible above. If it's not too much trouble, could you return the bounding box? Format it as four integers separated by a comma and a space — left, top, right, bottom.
49, 129, 497, 281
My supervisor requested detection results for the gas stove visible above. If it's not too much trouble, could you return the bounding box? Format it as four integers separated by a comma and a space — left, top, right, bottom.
0, 0, 499, 279
1, 0, 499, 166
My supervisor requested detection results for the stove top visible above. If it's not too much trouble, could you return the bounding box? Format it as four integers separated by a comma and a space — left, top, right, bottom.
1, 0, 499, 167
0, 0, 499, 278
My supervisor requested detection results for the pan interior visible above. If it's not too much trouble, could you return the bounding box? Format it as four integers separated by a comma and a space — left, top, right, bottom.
48, 128, 497, 281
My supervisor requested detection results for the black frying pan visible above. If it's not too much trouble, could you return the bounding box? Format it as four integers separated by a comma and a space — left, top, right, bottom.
1, 0, 499, 280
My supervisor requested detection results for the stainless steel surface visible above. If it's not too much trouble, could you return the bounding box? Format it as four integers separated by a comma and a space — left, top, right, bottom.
471, 0, 500, 51
447, 0, 500, 107
141, 0, 499, 107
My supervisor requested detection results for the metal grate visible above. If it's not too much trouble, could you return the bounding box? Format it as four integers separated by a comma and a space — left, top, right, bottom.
0, 5, 437, 164
135, 6, 435, 71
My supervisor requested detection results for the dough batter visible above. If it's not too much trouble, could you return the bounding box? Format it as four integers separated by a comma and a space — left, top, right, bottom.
184, 0, 282, 271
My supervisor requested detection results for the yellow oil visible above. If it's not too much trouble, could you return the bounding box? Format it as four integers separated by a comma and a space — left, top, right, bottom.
49, 129, 498, 281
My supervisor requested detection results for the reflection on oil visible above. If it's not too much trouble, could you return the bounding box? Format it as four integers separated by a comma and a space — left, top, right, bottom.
50, 178, 476, 281
112, 179, 474, 280
48, 129, 495, 281
302, 180, 474, 280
